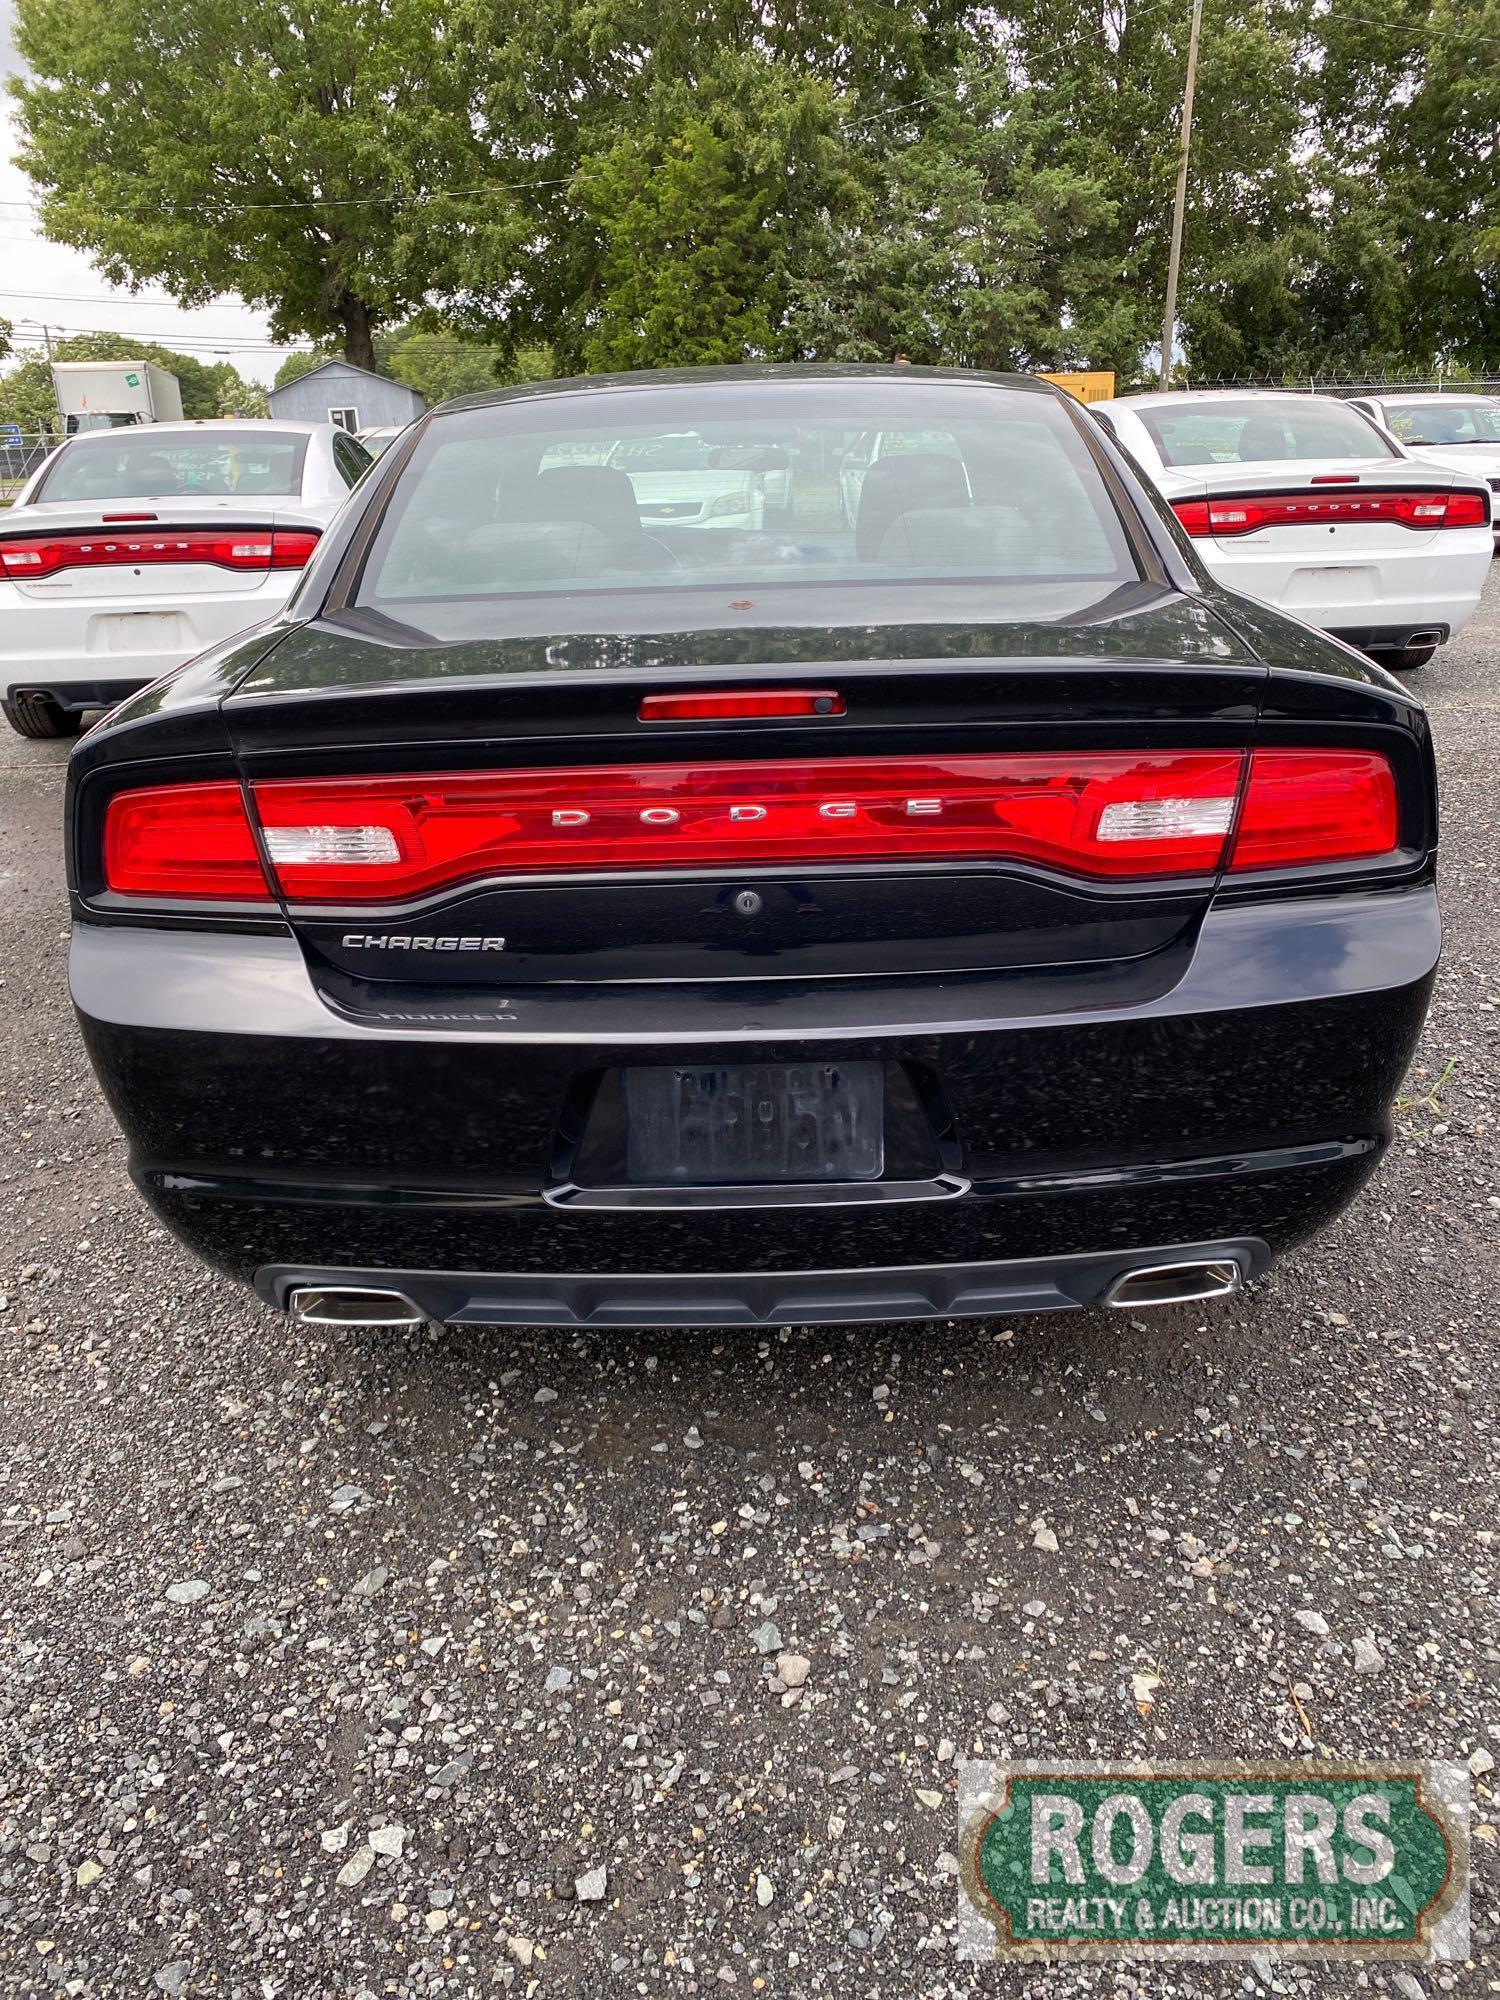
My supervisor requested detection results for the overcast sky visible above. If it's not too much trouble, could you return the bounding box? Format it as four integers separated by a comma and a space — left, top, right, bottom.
0, 0, 310, 384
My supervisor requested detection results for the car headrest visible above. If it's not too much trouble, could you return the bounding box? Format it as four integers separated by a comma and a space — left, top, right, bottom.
1234, 416, 1290, 463
855, 453, 969, 561
531, 465, 643, 565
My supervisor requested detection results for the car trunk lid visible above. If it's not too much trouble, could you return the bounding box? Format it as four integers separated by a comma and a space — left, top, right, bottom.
221, 594, 1266, 989
1165, 457, 1469, 555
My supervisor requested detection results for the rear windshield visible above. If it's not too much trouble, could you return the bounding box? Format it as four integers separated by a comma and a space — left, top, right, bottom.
1138, 399, 1397, 468
36, 431, 309, 503
353, 380, 1138, 625
1381, 400, 1500, 447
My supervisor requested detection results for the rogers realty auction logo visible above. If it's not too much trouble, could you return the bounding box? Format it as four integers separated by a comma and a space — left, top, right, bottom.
957, 1760, 1468, 1964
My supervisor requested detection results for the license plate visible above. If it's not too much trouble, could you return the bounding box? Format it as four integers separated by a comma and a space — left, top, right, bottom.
96, 611, 187, 653
624, 1062, 884, 1185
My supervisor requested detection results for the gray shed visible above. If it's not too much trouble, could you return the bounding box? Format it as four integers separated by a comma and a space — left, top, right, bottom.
268, 359, 425, 433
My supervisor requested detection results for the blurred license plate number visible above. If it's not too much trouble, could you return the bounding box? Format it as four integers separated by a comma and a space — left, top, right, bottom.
624, 1062, 884, 1184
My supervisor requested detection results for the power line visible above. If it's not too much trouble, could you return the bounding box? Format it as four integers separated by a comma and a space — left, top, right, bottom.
6, 315, 312, 352
0, 285, 255, 308
1311, 5, 1500, 42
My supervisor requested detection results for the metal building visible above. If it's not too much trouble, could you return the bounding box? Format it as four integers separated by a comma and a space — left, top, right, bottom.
267, 360, 425, 433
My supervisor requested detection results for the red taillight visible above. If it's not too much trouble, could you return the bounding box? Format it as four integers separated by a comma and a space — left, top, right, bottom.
1170, 500, 1213, 536
96, 749, 1404, 906
268, 529, 321, 568
1440, 489, 1490, 529
102, 781, 274, 902
0, 526, 319, 579
1228, 750, 1399, 871
242, 753, 1246, 903
639, 690, 846, 722
1170, 489, 1489, 536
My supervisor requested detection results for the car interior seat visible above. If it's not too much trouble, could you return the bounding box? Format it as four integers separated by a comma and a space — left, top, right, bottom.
1234, 415, 1292, 462
855, 453, 970, 561
529, 466, 644, 568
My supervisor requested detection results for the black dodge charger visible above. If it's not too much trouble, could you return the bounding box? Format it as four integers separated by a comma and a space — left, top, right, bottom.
66, 367, 1440, 1329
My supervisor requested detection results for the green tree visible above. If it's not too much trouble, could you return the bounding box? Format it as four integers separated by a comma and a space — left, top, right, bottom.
447, 0, 960, 372
0, 352, 62, 434
575, 59, 851, 372
384, 328, 505, 401
9, 0, 490, 367
1350, 0, 1500, 371
783, 61, 1126, 370
1183, 0, 1500, 377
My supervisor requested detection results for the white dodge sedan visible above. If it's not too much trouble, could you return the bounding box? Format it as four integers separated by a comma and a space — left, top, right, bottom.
1091, 391, 1492, 672
1347, 393, 1500, 541
0, 420, 371, 737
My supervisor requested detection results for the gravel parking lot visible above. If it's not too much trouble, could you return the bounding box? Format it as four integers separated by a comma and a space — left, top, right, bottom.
0, 591, 1495, 1999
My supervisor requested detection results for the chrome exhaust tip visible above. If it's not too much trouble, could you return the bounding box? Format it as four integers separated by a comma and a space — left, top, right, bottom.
1404, 628, 1442, 649
1103, 1259, 1243, 1309
287, 1285, 426, 1328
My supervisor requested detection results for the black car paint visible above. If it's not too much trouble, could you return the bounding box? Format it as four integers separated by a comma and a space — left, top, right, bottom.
66, 367, 1440, 1324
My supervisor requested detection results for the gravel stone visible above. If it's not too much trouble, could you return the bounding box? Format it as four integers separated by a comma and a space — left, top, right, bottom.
336, 1845, 375, 1888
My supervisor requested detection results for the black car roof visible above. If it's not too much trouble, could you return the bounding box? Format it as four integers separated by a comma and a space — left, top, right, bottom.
433, 363, 1056, 417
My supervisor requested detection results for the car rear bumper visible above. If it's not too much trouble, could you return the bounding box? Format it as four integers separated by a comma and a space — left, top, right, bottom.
0, 585, 292, 703
70, 885, 1439, 1323
256, 1238, 1273, 1327
4, 675, 147, 715
1199, 537, 1490, 640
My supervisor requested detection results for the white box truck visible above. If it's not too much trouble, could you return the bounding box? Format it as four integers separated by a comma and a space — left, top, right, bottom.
51, 360, 185, 434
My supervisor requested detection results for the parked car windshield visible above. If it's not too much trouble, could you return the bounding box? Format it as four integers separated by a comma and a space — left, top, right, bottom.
354, 379, 1138, 629
1138, 399, 1397, 467
1381, 400, 1500, 446
35, 431, 309, 502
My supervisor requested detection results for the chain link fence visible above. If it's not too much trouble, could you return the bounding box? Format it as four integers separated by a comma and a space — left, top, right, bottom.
1179, 375, 1500, 398
0, 432, 58, 501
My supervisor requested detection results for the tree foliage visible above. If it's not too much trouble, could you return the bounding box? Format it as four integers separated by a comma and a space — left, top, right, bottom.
8, 0, 1498, 382
271, 324, 548, 402
9, 0, 486, 366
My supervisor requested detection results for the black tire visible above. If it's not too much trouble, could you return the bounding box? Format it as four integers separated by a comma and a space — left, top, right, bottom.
3, 692, 84, 740
1381, 645, 1435, 674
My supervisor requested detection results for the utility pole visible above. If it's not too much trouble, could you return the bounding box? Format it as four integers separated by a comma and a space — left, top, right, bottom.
1159, 0, 1204, 391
